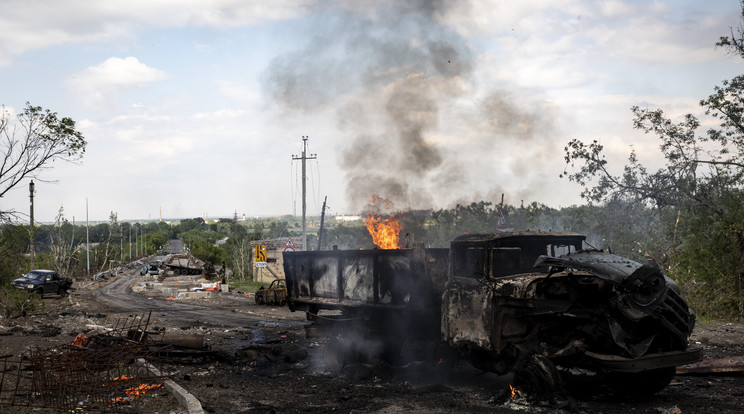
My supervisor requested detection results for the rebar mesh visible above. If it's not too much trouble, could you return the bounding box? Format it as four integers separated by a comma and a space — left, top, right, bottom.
0, 312, 167, 412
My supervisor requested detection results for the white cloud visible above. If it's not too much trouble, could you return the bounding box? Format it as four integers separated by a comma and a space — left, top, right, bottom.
445, 0, 733, 68
191, 108, 245, 120
77, 57, 168, 87
0, 0, 314, 66
67, 57, 168, 108
215, 80, 262, 102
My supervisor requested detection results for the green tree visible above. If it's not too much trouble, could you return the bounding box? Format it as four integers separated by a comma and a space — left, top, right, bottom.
0, 103, 86, 221
49, 207, 79, 278
562, 8, 744, 317
267, 221, 291, 238
0, 224, 28, 283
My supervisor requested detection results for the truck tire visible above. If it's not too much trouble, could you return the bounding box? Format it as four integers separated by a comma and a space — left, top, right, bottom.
513, 354, 562, 396
323, 337, 350, 372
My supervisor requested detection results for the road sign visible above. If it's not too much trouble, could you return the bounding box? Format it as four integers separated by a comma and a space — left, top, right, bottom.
255, 262, 267, 268
255, 245, 267, 262
284, 237, 296, 252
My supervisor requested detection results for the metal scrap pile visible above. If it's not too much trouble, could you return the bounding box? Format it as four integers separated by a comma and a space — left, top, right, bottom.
0, 313, 167, 412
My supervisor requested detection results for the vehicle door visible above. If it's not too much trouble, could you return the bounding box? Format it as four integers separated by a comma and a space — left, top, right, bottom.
45, 274, 59, 294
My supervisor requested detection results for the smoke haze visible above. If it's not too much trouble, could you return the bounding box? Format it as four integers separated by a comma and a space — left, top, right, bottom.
263, 0, 557, 213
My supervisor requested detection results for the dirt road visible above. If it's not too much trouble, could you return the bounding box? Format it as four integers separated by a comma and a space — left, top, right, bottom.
3, 264, 744, 413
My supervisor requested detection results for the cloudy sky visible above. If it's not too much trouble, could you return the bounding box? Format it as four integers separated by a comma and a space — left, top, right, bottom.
1, 0, 741, 222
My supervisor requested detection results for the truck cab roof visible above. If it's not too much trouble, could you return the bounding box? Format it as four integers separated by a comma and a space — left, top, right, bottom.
451, 231, 586, 244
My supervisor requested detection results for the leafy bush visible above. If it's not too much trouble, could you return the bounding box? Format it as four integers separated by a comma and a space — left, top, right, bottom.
0, 286, 44, 317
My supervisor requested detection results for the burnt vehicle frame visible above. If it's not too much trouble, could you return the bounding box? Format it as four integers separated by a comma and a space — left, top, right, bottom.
255, 279, 288, 306
283, 232, 701, 394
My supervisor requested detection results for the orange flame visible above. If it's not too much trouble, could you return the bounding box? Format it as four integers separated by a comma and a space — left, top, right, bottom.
509, 384, 517, 399
108, 381, 164, 404
101, 374, 134, 387
364, 195, 403, 249
365, 212, 403, 249
126, 382, 163, 398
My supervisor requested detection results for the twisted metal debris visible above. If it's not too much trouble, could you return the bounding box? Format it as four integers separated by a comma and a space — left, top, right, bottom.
0, 312, 167, 411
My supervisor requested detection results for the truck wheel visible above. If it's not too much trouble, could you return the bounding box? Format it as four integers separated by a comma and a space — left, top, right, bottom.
513, 354, 562, 396
323, 337, 351, 372
306, 305, 320, 320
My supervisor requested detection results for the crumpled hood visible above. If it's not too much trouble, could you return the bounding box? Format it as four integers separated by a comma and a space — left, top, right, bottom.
534, 250, 644, 282
535, 250, 684, 357
534, 249, 679, 293
12, 277, 40, 285
535, 250, 677, 314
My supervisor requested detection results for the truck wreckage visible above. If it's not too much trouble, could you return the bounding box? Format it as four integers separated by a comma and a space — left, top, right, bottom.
283, 232, 701, 395
163, 254, 203, 276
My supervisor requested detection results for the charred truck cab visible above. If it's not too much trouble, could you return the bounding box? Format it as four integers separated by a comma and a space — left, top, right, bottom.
442, 232, 701, 394
283, 231, 701, 395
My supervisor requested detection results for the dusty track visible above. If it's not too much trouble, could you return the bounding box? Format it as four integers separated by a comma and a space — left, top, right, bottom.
94, 271, 299, 328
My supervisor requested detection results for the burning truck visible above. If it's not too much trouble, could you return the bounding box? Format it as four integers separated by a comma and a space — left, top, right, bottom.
283, 226, 701, 395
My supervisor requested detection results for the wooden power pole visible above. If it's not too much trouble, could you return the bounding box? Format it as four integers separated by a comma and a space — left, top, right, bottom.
292, 136, 316, 251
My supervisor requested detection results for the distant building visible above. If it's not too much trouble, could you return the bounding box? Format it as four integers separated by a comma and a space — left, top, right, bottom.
250, 237, 304, 284
335, 215, 362, 222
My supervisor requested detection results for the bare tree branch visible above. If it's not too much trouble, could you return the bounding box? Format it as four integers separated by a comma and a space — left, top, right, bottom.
0, 103, 86, 220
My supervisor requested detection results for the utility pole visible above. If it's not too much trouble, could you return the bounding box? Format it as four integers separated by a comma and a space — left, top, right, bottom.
129, 224, 132, 260
29, 180, 35, 270
86, 198, 90, 279
292, 136, 316, 251
317, 196, 327, 251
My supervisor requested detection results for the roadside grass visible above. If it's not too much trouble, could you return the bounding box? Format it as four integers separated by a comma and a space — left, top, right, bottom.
227, 279, 266, 293
694, 313, 717, 326
0, 287, 44, 316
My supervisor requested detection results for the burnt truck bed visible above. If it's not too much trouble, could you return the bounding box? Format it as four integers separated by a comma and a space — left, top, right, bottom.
283, 247, 448, 314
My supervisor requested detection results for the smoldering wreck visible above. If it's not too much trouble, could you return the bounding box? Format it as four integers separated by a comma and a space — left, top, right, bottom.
283, 230, 701, 396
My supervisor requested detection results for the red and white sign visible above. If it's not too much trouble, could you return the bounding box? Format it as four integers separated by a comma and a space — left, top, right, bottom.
284, 237, 295, 252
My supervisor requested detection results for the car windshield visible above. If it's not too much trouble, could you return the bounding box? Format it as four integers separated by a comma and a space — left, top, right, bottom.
23, 272, 45, 281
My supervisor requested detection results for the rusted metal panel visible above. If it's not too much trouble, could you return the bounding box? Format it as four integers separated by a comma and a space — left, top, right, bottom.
442, 278, 495, 351
676, 355, 744, 374
284, 248, 447, 312
584, 345, 704, 373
